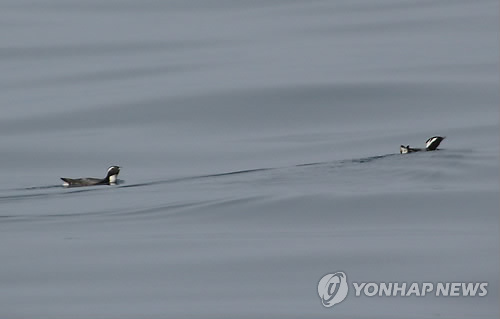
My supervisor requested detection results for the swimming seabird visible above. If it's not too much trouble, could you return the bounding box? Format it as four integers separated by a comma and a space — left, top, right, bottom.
61, 166, 121, 187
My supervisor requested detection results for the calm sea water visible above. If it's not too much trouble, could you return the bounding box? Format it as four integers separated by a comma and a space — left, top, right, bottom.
0, 0, 498, 318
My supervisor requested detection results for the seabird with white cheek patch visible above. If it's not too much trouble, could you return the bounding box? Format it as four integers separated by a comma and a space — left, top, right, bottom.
61, 166, 121, 187
400, 136, 446, 154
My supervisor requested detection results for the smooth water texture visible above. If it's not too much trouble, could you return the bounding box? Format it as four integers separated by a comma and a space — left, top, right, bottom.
0, 0, 498, 318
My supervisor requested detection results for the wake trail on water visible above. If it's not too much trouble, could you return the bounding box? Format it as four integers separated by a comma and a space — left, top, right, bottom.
0, 152, 430, 203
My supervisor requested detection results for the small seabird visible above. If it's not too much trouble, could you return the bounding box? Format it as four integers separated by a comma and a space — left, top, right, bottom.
400, 136, 446, 154
61, 166, 121, 187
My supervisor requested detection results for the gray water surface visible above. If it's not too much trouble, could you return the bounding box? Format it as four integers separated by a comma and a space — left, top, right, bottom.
0, 0, 498, 318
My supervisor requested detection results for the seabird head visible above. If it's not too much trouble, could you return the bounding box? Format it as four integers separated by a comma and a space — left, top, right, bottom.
106, 165, 120, 183
425, 136, 445, 151
400, 145, 409, 154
